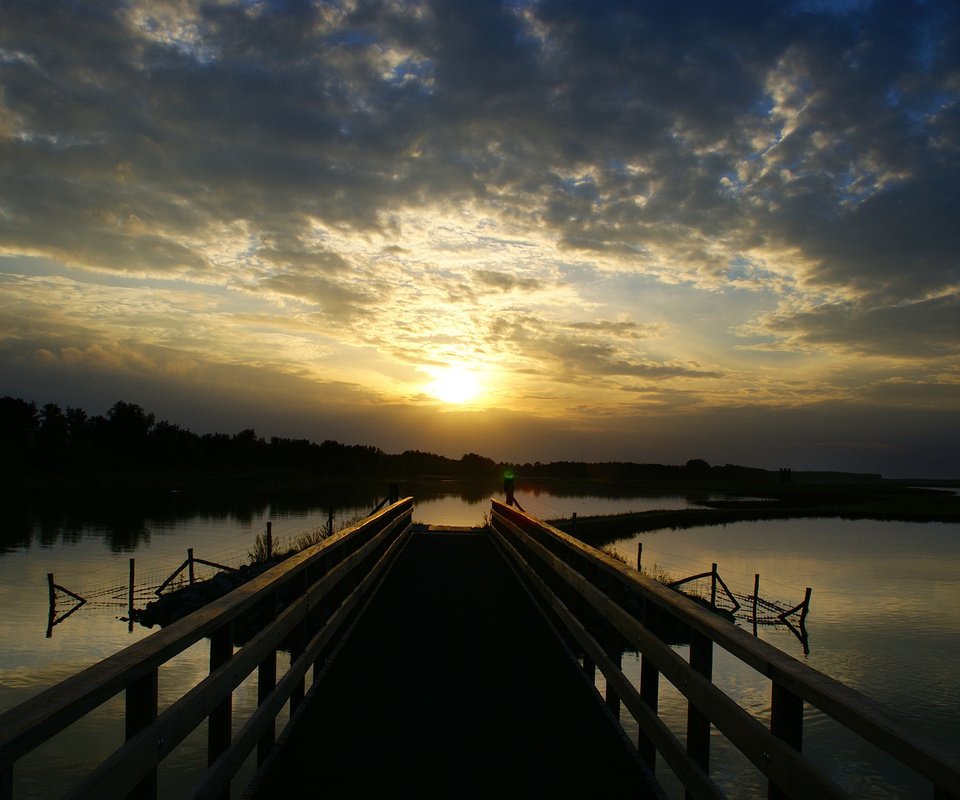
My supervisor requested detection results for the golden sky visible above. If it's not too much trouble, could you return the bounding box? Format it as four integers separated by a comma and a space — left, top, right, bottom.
1, 1, 959, 476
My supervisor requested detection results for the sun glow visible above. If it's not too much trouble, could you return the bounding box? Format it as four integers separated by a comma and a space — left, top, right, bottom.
425, 366, 482, 405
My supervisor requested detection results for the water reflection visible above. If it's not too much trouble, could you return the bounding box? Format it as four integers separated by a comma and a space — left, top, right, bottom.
603, 518, 960, 798
2, 481, 400, 553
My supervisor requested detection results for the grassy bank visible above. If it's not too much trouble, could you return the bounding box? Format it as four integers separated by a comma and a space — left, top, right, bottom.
547, 481, 960, 546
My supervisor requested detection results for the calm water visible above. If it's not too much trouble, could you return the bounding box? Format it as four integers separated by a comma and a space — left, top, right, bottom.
602, 519, 960, 798
1, 487, 957, 798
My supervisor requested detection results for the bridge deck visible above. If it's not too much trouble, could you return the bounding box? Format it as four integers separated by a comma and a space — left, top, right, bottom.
248, 527, 659, 799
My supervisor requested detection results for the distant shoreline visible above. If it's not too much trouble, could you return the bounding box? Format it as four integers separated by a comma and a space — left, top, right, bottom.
547, 482, 960, 546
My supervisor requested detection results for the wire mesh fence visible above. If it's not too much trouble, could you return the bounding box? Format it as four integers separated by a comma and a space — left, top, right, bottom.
44, 508, 377, 635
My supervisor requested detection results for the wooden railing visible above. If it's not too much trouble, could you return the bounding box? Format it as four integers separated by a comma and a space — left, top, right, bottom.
489, 500, 960, 800
0, 498, 414, 800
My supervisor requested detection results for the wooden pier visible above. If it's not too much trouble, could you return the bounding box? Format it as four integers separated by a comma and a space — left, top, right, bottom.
248, 527, 656, 799
1, 497, 958, 799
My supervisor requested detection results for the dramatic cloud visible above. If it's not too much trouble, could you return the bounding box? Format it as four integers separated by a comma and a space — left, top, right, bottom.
1, 0, 958, 475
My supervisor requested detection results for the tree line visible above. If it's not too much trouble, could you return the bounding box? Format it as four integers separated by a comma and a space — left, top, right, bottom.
0, 397, 500, 481
1, 396, 786, 485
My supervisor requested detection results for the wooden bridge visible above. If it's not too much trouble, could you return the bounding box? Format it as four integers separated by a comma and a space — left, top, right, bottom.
1, 498, 958, 799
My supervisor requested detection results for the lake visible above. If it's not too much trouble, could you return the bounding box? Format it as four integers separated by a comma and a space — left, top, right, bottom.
1, 485, 957, 798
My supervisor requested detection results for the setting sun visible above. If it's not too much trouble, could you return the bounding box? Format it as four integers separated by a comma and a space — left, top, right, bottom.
425, 366, 482, 405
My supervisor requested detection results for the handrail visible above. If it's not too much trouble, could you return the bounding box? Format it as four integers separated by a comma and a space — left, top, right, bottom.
489, 500, 960, 799
0, 497, 414, 800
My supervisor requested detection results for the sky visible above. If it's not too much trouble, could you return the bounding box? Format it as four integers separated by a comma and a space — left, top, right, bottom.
1, 0, 958, 478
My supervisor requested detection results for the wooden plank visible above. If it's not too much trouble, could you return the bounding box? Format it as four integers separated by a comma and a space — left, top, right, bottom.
493, 510, 850, 800
491, 501, 960, 793
0, 500, 413, 771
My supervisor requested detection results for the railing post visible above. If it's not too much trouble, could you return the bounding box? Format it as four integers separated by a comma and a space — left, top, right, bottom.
208, 624, 233, 800
768, 681, 803, 800
605, 643, 621, 719
257, 651, 277, 767
289, 572, 309, 713
710, 563, 718, 607
188, 548, 195, 585
582, 652, 596, 683
258, 589, 281, 767
598, 575, 621, 719
265, 522, 272, 561
686, 630, 713, 797
126, 668, 158, 800
638, 654, 660, 770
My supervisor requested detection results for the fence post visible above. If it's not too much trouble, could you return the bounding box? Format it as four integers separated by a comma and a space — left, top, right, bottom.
768, 681, 803, 800
799, 587, 812, 626
266, 522, 272, 561
637, 541, 642, 571
187, 549, 195, 585
686, 631, 713, 796
128, 558, 136, 632
753, 574, 760, 636
710, 563, 718, 607
126, 668, 158, 800
46, 573, 56, 638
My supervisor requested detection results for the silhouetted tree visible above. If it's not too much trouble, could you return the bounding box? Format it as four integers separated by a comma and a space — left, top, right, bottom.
37, 403, 69, 469
458, 452, 499, 479
684, 458, 711, 475
151, 420, 201, 469
104, 401, 156, 468
0, 397, 38, 468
